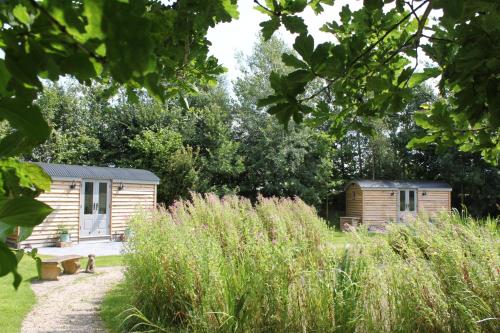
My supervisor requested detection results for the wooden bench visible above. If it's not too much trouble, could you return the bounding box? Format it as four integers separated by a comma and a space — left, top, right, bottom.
41, 255, 83, 281
340, 216, 361, 232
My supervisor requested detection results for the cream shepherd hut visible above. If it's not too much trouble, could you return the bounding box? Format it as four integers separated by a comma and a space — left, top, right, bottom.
8, 163, 159, 248
342, 180, 452, 228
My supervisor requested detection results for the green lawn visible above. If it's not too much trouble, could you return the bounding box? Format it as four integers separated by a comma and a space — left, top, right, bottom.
0, 256, 38, 333
101, 282, 131, 333
330, 230, 352, 244
81, 254, 124, 268
0, 253, 123, 333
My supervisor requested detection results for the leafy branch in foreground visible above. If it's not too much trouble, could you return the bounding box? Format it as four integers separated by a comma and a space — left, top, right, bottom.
257, 0, 499, 165
0, 159, 52, 288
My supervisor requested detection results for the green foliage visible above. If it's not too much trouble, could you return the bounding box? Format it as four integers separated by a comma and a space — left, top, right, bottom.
24, 37, 499, 217
27, 44, 336, 209
0, 159, 52, 288
25, 248, 42, 280
26, 80, 245, 204
234, 36, 335, 206
129, 129, 198, 204
25, 37, 498, 216
257, 0, 500, 165
183, 106, 245, 195
110, 195, 499, 332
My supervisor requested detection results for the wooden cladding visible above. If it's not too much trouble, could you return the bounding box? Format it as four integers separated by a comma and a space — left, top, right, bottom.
20, 180, 81, 248
346, 184, 363, 218
418, 191, 451, 215
363, 190, 397, 226
14, 180, 157, 248
110, 182, 156, 236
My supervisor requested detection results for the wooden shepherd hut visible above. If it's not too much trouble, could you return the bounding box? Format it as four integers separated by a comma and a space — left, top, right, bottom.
8, 162, 159, 248
341, 180, 452, 229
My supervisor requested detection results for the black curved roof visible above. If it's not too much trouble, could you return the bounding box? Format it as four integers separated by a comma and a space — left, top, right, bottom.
34, 162, 160, 184
347, 180, 451, 190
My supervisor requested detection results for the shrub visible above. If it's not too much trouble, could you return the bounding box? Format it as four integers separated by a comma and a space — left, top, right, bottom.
117, 194, 499, 332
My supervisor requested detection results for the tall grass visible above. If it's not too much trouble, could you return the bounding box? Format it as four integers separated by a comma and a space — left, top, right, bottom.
118, 194, 499, 332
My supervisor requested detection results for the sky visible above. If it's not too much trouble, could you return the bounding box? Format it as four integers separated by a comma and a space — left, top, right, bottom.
206, 0, 363, 81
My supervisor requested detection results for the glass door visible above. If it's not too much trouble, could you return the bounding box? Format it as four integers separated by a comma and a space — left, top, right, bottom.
398, 189, 417, 222
81, 180, 110, 237
95, 182, 109, 235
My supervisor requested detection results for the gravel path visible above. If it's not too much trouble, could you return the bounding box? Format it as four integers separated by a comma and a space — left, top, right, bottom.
21, 267, 124, 333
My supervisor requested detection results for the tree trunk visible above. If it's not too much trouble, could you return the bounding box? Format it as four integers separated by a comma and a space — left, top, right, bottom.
340, 140, 345, 179
371, 144, 375, 180
357, 133, 363, 177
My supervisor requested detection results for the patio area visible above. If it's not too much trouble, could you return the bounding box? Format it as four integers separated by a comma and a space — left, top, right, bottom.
36, 241, 125, 257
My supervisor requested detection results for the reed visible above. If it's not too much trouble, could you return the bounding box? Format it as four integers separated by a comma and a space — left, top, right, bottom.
116, 194, 498, 332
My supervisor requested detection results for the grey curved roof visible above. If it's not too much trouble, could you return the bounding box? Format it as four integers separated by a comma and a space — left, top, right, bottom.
34, 162, 160, 184
347, 180, 451, 190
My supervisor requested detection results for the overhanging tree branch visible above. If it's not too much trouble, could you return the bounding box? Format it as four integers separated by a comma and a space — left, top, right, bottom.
300, 0, 432, 103
346, 0, 429, 71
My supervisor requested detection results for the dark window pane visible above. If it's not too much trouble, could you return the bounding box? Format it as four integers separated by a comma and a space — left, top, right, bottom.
98, 183, 107, 214
84, 182, 93, 214
399, 191, 405, 211
409, 190, 415, 211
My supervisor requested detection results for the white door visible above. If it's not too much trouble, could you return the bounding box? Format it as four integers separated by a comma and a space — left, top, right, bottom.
398, 189, 417, 222
81, 180, 110, 237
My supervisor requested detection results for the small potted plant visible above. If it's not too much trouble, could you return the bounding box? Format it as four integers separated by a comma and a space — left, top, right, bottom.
57, 225, 71, 247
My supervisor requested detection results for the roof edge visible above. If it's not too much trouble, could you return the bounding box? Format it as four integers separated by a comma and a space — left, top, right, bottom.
32, 162, 160, 184
346, 179, 452, 190
49, 176, 159, 185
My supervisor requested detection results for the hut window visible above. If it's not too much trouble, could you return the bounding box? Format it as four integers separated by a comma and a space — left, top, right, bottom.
399, 190, 405, 211
409, 190, 415, 211
98, 183, 108, 214
352, 191, 356, 199
84, 182, 93, 214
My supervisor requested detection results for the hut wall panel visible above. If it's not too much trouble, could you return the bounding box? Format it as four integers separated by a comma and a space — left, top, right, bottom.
362, 190, 397, 226
111, 183, 156, 235
345, 184, 363, 218
20, 181, 81, 248
418, 191, 450, 216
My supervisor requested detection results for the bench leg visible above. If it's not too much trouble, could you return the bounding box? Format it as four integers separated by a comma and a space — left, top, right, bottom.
41, 264, 61, 281
62, 260, 81, 274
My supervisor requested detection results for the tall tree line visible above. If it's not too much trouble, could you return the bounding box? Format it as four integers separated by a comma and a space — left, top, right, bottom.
20, 37, 499, 218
